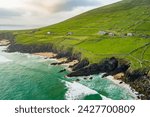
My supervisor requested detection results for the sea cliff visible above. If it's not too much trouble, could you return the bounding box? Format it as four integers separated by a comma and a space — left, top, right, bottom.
1, 34, 149, 100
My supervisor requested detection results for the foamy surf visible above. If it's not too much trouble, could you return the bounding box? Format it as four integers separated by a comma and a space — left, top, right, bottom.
0, 55, 12, 63
63, 80, 111, 100
105, 75, 138, 100
64, 81, 98, 100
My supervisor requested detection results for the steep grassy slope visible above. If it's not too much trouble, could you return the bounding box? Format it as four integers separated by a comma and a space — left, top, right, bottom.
10, 0, 150, 69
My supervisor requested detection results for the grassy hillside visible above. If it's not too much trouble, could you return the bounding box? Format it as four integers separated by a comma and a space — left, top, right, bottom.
10, 0, 150, 69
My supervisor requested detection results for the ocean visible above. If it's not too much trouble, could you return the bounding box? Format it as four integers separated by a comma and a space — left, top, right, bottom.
0, 46, 137, 100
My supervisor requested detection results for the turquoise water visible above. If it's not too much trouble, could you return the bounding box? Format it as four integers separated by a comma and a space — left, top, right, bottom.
0, 46, 136, 100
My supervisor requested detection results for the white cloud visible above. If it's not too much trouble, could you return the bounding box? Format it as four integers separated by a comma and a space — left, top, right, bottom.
0, 0, 121, 29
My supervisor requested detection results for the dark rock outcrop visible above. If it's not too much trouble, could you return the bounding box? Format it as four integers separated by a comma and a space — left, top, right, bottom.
59, 69, 66, 73
56, 51, 72, 58
125, 69, 150, 100
67, 57, 119, 77
109, 63, 130, 75
126, 69, 149, 82
3, 31, 150, 100
72, 59, 89, 71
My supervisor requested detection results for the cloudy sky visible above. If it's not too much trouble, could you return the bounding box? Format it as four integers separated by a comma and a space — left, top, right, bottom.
0, 0, 121, 29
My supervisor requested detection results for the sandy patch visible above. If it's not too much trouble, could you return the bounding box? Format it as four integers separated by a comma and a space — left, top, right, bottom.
0, 39, 10, 46
33, 52, 57, 58
62, 60, 79, 66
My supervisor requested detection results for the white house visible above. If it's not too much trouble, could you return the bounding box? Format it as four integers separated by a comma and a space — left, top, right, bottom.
98, 31, 107, 35
109, 32, 115, 36
127, 33, 134, 36
47, 32, 51, 35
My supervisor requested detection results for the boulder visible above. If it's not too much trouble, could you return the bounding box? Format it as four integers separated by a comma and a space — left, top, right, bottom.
76, 79, 80, 82
84, 77, 87, 80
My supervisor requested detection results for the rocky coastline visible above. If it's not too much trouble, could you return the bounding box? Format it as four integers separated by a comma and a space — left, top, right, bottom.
0, 39, 10, 46
1, 33, 150, 100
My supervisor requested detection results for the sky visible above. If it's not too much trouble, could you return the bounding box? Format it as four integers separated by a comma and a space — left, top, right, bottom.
0, 0, 121, 29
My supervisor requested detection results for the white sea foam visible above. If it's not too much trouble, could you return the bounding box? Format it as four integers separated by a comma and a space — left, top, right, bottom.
0, 46, 8, 51
0, 55, 12, 63
63, 80, 111, 100
105, 75, 138, 99
64, 81, 98, 100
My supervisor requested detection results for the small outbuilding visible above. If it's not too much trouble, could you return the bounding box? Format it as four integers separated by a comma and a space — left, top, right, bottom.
127, 33, 134, 37
108, 32, 115, 36
98, 31, 107, 35
67, 32, 73, 35
47, 32, 51, 35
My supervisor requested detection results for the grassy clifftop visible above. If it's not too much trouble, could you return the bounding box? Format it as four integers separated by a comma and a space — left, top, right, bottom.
9, 0, 150, 69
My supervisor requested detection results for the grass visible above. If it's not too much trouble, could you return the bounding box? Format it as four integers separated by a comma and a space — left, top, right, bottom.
2, 0, 150, 69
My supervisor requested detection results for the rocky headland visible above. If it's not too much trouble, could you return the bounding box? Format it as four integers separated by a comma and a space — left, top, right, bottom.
1, 32, 150, 100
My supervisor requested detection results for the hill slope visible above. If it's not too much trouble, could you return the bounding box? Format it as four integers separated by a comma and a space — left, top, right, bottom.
9, 0, 150, 69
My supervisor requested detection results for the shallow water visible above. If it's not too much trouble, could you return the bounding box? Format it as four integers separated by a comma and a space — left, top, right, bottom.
0, 46, 136, 100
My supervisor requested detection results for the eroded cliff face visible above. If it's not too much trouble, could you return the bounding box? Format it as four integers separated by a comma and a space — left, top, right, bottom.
1, 32, 150, 100
0, 32, 15, 41
0, 32, 14, 46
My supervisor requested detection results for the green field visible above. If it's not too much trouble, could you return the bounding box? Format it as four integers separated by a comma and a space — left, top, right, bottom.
5, 0, 150, 69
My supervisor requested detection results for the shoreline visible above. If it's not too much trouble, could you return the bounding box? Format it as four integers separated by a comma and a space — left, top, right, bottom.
0, 39, 10, 46
32, 51, 140, 99
33, 52, 79, 71
3, 40, 150, 100
33, 52, 57, 58
106, 75, 140, 100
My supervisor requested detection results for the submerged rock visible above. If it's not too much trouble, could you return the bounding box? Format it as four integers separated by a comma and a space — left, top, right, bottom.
84, 77, 87, 80
75, 79, 80, 82
51, 63, 58, 65
59, 69, 66, 73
